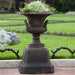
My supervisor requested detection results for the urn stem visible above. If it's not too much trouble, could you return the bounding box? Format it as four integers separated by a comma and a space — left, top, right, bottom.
32, 34, 41, 44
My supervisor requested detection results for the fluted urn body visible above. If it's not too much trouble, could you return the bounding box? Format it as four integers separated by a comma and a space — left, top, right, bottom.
19, 12, 54, 74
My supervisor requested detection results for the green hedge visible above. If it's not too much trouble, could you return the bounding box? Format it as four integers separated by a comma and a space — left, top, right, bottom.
54, 0, 75, 12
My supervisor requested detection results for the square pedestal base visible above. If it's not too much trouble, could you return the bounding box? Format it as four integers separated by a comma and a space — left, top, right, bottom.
19, 61, 54, 74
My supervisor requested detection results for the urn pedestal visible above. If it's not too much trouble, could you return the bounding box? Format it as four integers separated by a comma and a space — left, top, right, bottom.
19, 12, 54, 74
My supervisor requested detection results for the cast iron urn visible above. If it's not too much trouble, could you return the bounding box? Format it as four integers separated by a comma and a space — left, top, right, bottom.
19, 12, 54, 74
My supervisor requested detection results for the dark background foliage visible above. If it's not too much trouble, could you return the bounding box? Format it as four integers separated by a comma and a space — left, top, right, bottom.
54, 0, 75, 12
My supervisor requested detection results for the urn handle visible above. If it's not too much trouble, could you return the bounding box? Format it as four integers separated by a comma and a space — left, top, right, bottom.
24, 20, 30, 31
24, 20, 30, 28
44, 20, 48, 31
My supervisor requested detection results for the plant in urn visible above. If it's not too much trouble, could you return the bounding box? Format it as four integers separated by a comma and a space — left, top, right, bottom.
19, 1, 55, 74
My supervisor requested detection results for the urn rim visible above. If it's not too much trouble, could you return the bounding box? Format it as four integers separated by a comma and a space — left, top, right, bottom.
20, 11, 54, 15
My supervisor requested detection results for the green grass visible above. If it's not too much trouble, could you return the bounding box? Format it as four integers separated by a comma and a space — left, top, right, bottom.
0, 14, 24, 18
0, 20, 24, 25
0, 14, 75, 26
0, 14, 26, 20
0, 13, 75, 59
41, 35, 75, 59
47, 23, 75, 35
0, 33, 32, 59
0, 26, 26, 32
46, 14, 75, 21
0, 33, 75, 59
0, 14, 27, 26
1, 23, 75, 35
0, 13, 75, 35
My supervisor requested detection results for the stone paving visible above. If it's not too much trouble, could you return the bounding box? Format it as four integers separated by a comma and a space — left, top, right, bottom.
0, 67, 75, 75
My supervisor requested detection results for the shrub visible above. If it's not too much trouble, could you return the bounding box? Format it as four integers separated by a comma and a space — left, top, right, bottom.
0, 30, 19, 47
20, 1, 56, 12
54, 0, 75, 12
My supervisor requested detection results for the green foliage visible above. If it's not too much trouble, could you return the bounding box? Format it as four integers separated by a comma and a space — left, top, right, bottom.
20, 1, 56, 12
55, 0, 75, 12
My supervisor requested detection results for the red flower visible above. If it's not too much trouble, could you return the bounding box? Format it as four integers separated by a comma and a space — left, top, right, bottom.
51, 7, 54, 10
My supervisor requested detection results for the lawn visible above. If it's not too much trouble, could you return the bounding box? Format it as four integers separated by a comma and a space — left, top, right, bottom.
47, 23, 75, 35
1, 23, 75, 35
0, 33, 75, 59
0, 20, 24, 26
0, 13, 75, 59
0, 14, 75, 35
0, 14, 26, 26
46, 14, 75, 21
0, 26, 26, 32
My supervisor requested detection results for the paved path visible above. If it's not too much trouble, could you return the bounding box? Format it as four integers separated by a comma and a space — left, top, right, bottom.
0, 67, 75, 75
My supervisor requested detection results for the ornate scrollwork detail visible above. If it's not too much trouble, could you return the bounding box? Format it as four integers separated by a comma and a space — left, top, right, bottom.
24, 20, 30, 31
44, 20, 48, 31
